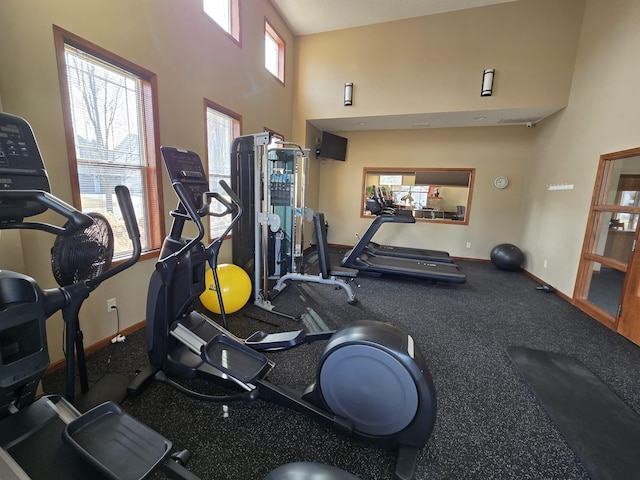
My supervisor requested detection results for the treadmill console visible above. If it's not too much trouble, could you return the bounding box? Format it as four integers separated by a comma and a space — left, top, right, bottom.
0, 112, 51, 221
160, 146, 209, 212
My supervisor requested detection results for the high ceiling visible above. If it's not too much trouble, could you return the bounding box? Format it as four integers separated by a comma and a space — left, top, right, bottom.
270, 0, 517, 36
270, 0, 562, 132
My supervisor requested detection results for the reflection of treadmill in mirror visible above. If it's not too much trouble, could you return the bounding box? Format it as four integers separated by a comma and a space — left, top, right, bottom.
363, 197, 453, 263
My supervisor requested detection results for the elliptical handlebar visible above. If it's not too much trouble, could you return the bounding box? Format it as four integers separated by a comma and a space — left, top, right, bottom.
165, 180, 207, 261
87, 185, 142, 288
161, 179, 243, 265
0, 190, 94, 235
207, 179, 243, 242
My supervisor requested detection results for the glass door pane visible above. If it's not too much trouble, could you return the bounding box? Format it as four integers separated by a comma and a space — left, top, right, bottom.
586, 261, 625, 316
600, 212, 637, 264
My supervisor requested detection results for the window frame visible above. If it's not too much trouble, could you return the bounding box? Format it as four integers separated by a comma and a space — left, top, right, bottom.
264, 19, 285, 84
53, 25, 164, 262
203, 0, 241, 46
204, 99, 241, 242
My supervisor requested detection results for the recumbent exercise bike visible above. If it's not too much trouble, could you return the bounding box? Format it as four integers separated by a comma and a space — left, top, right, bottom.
129, 145, 438, 480
0, 112, 201, 479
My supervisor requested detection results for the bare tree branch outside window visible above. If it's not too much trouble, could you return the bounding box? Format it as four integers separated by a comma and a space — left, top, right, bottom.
64, 47, 149, 257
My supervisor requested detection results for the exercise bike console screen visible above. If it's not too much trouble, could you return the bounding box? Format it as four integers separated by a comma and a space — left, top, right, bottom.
0, 319, 41, 365
0, 112, 51, 221
161, 146, 209, 211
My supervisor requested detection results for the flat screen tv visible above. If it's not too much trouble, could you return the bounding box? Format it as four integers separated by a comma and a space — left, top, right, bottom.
318, 131, 347, 161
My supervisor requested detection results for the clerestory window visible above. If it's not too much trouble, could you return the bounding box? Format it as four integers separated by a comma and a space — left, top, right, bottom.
203, 0, 240, 44
265, 20, 285, 83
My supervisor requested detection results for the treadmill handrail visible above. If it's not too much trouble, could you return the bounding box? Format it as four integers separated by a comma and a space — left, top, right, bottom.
343, 214, 415, 266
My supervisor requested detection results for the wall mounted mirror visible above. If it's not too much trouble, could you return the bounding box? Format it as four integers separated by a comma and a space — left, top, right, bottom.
362, 167, 475, 224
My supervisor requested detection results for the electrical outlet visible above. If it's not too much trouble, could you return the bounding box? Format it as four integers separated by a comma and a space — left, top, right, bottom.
543, 260, 548, 268
107, 298, 117, 312
466, 242, 471, 249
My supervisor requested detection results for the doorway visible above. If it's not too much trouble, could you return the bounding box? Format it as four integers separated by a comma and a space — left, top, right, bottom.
574, 148, 640, 345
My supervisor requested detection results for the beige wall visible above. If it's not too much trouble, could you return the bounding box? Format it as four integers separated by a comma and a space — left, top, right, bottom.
292, 0, 584, 129
0, 0, 295, 363
292, 0, 585, 264
0, 230, 25, 273
522, 0, 640, 296
315, 127, 534, 259
296, 0, 640, 301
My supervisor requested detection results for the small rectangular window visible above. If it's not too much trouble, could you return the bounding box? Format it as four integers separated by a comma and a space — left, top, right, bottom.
203, 0, 240, 44
206, 101, 241, 240
265, 20, 285, 83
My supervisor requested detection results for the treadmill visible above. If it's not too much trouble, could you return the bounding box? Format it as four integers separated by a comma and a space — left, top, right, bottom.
361, 198, 453, 263
342, 248, 466, 283
340, 196, 466, 283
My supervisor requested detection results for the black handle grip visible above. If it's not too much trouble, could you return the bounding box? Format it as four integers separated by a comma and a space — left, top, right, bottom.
115, 185, 141, 241
218, 180, 242, 207
207, 192, 234, 215
87, 185, 141, 287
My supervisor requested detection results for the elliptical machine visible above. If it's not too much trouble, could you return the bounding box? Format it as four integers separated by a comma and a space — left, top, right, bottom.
0, 112, 199, 480
130, 145, 438, 480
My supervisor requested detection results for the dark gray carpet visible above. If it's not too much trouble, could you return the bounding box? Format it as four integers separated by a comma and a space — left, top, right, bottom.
507, 347, 640, 480
42, 254, 640, 480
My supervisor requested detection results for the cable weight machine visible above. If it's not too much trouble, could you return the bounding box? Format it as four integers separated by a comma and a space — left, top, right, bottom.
231, 133, 356, 320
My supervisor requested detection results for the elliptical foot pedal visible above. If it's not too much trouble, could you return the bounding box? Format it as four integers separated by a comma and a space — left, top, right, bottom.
245, 330, 306, 351
62, 401, 172, 480
202, 334, 271, 382
394, 445, 419, 480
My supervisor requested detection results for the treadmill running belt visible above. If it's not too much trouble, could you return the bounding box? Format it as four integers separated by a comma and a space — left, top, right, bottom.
346, 251, 466, 283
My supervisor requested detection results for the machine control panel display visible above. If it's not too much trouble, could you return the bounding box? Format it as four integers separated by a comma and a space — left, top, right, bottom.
161, 147, 209, 210
0, 113, 50, 191
0, 112, 52, 221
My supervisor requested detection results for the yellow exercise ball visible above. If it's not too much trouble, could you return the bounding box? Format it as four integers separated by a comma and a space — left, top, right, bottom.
200, 264, 252, 314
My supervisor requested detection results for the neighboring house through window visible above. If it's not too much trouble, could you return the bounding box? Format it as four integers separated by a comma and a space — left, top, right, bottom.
54, 25, 163, 259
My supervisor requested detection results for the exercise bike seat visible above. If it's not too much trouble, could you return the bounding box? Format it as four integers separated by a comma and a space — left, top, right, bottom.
264, 462, 362, 480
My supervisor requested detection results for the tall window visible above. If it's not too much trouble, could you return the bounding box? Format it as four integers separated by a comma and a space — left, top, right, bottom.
205, 101, 241, 239
203, 0, 240, 44
54, 26, 163, 259
265, 20, 285, 83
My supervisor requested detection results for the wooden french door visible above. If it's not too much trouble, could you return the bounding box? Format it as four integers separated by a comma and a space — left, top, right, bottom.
574, 148, 640, 346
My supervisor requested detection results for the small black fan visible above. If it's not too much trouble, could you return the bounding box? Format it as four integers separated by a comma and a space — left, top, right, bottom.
51, 212, 114, 286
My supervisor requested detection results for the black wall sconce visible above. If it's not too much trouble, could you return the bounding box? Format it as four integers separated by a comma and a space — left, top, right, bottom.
344, 83, 353, 106
481, 69, 494, 96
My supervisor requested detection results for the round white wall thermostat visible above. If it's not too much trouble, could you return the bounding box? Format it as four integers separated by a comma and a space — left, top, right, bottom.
493, 176, 509, 189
